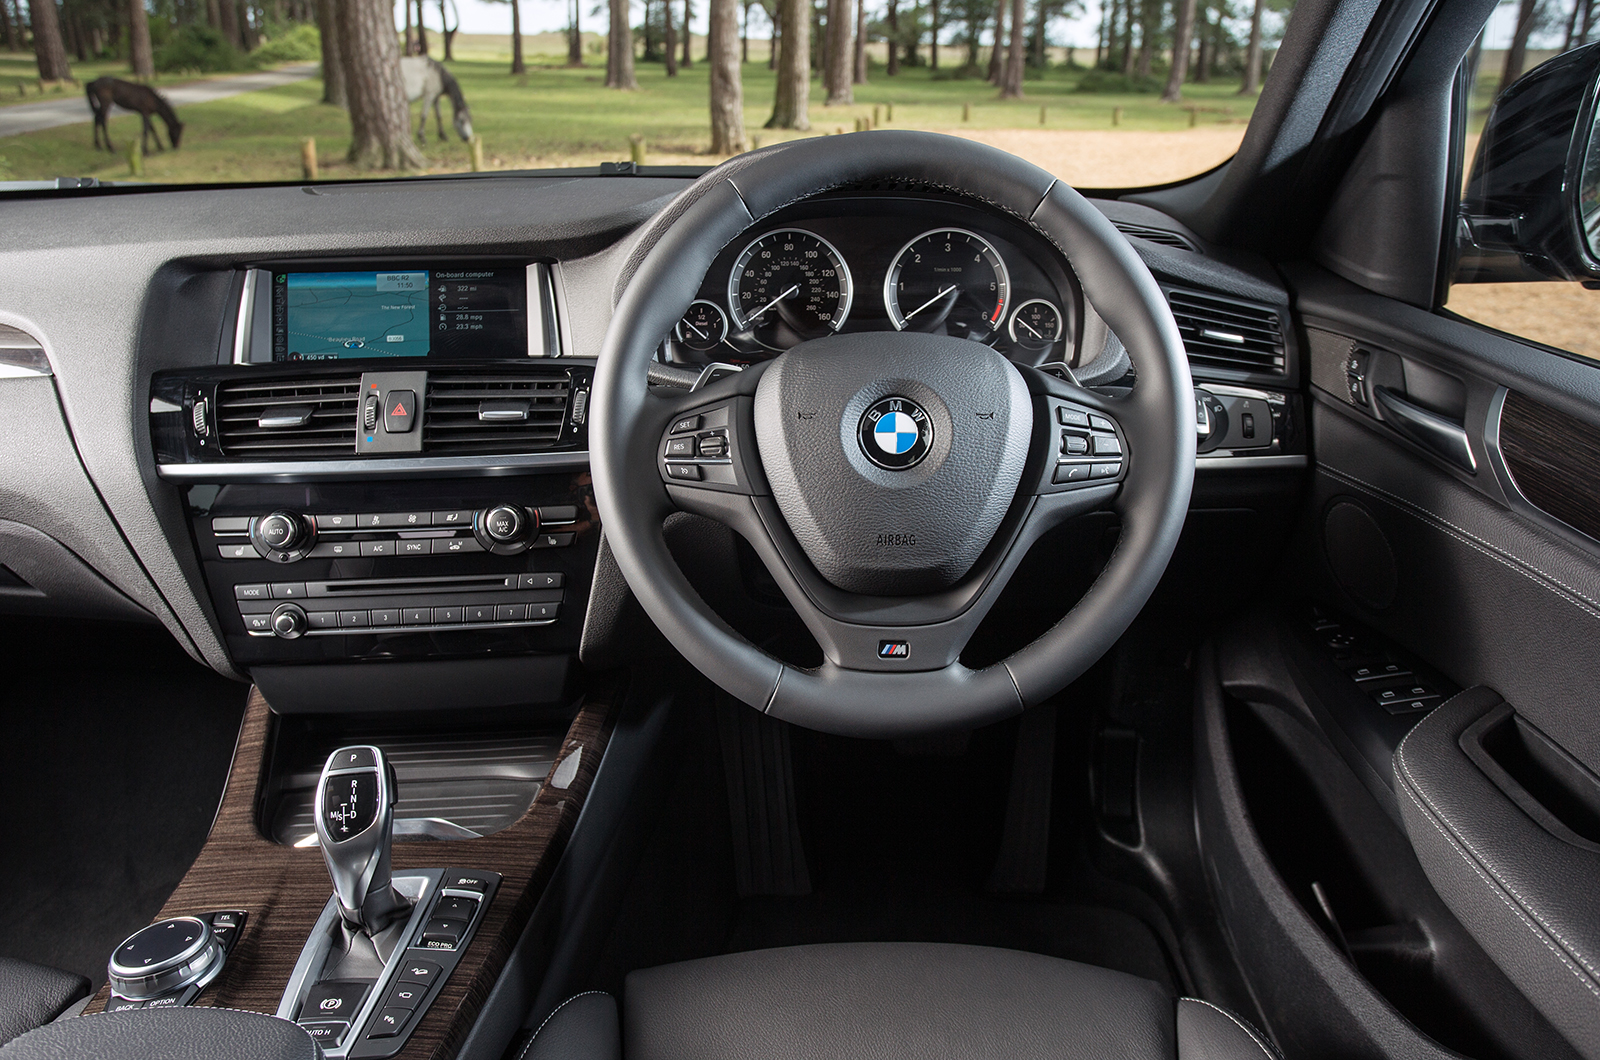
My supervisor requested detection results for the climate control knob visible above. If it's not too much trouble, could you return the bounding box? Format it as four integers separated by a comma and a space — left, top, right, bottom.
271, 603, 307, 639
250, 511, 314, 562
474, 504, 539, 555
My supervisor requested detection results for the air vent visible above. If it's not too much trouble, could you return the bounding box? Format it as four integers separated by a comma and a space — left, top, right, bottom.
215, 377, 360, 458
1166, 289, 1286, 374
1113, 221, 1199, 252
424, 372, 571, 454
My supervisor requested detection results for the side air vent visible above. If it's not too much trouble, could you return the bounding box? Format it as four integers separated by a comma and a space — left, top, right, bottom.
1166, 288, 1286, 375
424, 372, 571, 454
215, 377, 360, 458
1113, 221, 1200, 253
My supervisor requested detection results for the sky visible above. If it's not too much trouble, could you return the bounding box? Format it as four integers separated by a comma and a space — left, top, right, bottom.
421, 0, 1558, 53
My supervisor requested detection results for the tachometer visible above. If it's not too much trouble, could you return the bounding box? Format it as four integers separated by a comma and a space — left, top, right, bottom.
884, 228, 1010, 343
728, 229, 853, 351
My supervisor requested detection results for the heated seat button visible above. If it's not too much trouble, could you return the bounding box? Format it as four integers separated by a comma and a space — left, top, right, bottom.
383, 390, 417, 434
298, 980, 371, 1022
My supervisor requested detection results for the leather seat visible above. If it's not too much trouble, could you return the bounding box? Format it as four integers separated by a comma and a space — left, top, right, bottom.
525, 942, 1278, 1060
0, 958, 89, 1047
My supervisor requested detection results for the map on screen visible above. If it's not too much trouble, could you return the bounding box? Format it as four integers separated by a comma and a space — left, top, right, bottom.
281, 271, 431, 359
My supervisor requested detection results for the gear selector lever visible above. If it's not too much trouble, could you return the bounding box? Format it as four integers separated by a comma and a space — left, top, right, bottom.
315, 745, 408, 936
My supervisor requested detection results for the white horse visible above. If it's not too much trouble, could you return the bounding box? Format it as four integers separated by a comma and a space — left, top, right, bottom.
400, 57, 474, 143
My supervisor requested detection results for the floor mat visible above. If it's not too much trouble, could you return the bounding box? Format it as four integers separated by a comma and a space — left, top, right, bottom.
0, 617, 246, 985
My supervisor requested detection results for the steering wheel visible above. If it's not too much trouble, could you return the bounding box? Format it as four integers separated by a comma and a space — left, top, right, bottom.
591, 131, 1195, 738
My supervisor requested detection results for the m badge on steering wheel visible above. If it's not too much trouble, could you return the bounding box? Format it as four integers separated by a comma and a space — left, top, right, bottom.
859, 397, 934, 470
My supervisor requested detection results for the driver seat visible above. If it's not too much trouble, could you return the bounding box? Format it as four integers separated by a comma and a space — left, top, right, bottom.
525, 942, 1278, 1060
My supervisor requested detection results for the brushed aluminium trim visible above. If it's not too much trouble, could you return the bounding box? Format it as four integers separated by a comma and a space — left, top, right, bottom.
1194, 453, 1307, 469
525, 263, 548, 357
232, 269, 265, 364
158, 450, 591, 480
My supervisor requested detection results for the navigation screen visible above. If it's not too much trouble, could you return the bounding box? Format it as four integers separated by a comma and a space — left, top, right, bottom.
269, 267, 527, 361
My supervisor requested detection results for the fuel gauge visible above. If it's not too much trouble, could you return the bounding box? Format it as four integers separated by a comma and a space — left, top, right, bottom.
674, 300, 730, 354
1008, 299, 1064, 351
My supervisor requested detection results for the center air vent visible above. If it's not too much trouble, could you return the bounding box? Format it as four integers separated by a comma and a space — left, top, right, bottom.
1113, 221, 1200, 252
1165, 288, 1286, 375
215, 377, 360, 458
424, 372, 571, 454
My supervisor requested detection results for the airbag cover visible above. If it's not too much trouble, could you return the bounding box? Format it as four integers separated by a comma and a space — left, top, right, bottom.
753, 332, 1032, 594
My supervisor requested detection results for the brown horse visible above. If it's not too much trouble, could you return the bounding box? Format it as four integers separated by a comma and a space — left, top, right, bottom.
87, 78, 183, 153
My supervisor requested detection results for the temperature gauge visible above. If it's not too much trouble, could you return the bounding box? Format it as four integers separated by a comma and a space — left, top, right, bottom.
1008, 299, 1064, 350
674, 300, 730, 354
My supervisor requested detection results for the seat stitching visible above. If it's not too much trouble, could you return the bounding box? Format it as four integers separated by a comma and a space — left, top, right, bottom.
1319, 465, 1600, 618
517, 990, 611, 1060
1177, 997, 1280, 1060
1393, 751, 1600, 999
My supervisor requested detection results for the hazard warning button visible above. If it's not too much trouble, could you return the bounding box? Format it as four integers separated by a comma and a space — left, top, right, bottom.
383, 390, 417, 434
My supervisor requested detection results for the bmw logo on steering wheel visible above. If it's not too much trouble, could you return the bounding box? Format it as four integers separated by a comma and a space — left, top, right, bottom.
858, 396, 934, 470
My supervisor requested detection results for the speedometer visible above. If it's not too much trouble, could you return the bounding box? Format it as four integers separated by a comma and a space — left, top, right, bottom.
728, 229, 853, 351
884, 228, 1010, 343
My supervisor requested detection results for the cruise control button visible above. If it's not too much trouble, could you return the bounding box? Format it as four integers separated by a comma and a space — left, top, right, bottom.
664, 437, 696, 458
664, 462, 702, 481
315, 514, 359, 530
1053, 462, 1092, 484
519, 572, 564, 590
1061, 434, 1089, 456
366, 1008, 411, 1039
433, 537, 484, 555
669, 414, 700, 435
697, 435, 728, 458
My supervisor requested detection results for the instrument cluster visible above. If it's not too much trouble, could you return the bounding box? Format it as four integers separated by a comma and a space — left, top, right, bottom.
661, 196, 1081, 368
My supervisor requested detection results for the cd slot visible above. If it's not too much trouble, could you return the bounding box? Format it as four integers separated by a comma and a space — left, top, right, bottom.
313, 575, 516, 597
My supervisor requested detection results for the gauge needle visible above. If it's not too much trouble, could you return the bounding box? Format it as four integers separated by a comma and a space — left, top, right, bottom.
749, 284, 801, 321
681, 317, 709, 340
1014, 316, 1045, 341
901, 285, 958, 324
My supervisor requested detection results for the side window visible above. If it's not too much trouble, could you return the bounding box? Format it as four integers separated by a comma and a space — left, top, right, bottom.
1445, 9, 1600, 363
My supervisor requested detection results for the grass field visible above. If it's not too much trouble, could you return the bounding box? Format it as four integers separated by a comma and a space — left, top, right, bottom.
0, 38, 1258, 185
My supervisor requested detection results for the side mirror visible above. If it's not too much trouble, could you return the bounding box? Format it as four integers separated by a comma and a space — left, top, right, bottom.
1456, 42, 1600, 283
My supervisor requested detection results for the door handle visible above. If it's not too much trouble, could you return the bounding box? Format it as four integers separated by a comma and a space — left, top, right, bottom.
1374, 386, 1477, 473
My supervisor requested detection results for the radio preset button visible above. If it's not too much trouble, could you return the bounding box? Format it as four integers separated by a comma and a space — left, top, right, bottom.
370, 609, 400, 626
465, 605, 493, 623
307, 611, 339, 630
432, 607, 462, 624
402, 609, 431, 624
338, 611, 369, 628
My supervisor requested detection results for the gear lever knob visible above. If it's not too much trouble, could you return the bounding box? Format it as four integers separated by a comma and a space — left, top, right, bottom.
315, 745, 407, 935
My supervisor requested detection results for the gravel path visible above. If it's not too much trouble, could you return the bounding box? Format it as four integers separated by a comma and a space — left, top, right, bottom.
0, 64, 317, 139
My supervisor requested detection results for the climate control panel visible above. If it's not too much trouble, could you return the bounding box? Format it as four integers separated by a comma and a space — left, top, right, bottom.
213, 505, 576, 563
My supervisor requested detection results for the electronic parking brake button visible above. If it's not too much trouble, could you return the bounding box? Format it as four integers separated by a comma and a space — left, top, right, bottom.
298, 980, 371, 1022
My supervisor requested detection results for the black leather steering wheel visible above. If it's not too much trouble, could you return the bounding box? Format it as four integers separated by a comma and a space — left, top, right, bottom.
592, 131, 1195, 737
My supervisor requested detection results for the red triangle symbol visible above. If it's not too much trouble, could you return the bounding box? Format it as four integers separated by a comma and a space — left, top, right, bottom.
392, 402, 408, 416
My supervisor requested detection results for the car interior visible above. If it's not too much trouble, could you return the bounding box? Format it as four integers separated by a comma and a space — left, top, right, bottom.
3, 0, 1600, 1056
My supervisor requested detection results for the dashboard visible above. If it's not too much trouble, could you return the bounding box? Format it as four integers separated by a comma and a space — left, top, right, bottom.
660, 196, 1083, 368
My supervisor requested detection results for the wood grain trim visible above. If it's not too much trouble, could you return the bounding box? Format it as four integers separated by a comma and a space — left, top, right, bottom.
1500, 389, 1600, 544
87, 685, 616, 1060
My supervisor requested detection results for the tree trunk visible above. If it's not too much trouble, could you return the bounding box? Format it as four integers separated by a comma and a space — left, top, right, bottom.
1193, 2, 1209, 80
218, 0, 239, 47
128, 0, 153, 76
606, 0, 637, 85
1583, 0, 1595, 44
206, 0, 220, 28
742, 0, 750, 61
416, 0, 429, 54
317, 0, 347, 105
986, 0, 1003, 80
1134, 0, 1157, 76
998, 0, 1022, 95
340, 0, 424, 168
1121, 0, 1136, 74
768, 0, 779, 68
2, 0, 18, 53
440, 0, 456, 59
1239, 0, 1261, 92
567, 0, 582, 64
682, 0, 692, 64
1029, 0, 1044, 67
665, 0, 678, 71
402, 0, 413, 56
510, 0, 525, 73
1563, 0, 1580, 50
886, 0, 898, 73
710, 0, 745, 151
1160, 0, 1194, 100
765, 0, 808, 127
30, 0, 70, 79
1502, 0, 1540, 86
929, 0, 938, 67
852, 0, 864, 81
824, 0, 850, 102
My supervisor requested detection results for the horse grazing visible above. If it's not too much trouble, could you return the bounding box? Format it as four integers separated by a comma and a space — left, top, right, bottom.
400, 57, 473, 144
87, 78, 183, 153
